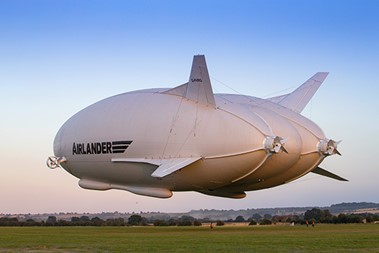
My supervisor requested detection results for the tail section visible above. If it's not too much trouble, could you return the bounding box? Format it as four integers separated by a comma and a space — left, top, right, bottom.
268, 72, 329, 113
311, 166, 348, 181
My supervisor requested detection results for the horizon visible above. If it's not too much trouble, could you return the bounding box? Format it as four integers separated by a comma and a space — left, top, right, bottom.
2, 202, 378, 216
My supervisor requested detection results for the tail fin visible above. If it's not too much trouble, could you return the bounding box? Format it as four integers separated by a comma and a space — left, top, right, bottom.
164, 55, 216, 108
268, 72, 329, 113
311, 166, 348, 181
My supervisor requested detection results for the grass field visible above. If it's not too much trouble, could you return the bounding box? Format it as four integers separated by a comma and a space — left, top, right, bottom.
0, 224, 378, 253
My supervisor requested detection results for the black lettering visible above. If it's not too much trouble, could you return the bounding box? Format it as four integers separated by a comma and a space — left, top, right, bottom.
107, 142, 112, 154
86, 143, 92, 154
82, 143, 86, 154
73, 143, 77, 155
90, 143, 96, 154
72, 140, 132, 155
96, 143, 101, 154
191, 78, 202, 82
102, 142, 106, 153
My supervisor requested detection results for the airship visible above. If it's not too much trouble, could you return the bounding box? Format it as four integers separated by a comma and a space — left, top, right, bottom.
47, 55, 346, 199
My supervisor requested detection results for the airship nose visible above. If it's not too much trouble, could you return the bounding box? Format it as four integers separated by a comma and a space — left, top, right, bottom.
47, 126, 67, 170
53, 126, 65, 157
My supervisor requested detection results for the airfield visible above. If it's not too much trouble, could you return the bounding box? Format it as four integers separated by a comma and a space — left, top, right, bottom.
0, 224, 378, 252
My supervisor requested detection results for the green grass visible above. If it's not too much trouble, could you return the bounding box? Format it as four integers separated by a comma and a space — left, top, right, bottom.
0, 224, 378, 252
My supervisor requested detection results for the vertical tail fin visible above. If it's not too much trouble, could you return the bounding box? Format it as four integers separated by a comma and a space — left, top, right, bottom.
164, 55, 216, 108
269, 72, 329, 113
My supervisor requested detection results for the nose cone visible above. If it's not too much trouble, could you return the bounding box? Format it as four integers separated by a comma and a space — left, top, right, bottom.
47, 123, 70, 171
53, 126, 64, 157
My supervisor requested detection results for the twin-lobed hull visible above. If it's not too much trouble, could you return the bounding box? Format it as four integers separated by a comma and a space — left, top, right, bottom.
49, 55, 344, 198
54, 90, 328, 198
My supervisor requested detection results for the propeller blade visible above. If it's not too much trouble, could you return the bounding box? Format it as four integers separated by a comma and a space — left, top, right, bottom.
318, 139, 342, 156
282, 146, 289, 154
264, 136, 289, 154
335, 149, 342, 156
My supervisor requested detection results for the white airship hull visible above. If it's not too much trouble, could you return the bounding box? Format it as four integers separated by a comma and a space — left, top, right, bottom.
48, 55, 345, 199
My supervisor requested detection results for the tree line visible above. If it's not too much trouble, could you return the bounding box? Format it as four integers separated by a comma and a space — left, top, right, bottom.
0, 209, 378, 226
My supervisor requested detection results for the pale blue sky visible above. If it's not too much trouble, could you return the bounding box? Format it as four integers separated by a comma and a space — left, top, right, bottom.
1, 0, 378, 213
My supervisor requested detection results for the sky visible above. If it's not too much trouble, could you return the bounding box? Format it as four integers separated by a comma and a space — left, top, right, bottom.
1, 0, 378, 214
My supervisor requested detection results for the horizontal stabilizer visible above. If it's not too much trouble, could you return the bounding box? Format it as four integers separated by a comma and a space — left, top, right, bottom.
151, 157, 201, 178
164, 55, 216, 108
111, 157, 201, 178
311, 167, 348, 181
269, 72, 329, 113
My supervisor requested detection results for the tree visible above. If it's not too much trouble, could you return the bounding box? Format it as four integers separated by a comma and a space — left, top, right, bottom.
24, 219, 39, 226
290, 215, 301, 224
80, 216, 90, 222
263, 214, 272, 220
235, 215, 245, 222
153, 220, 169, 226
46, 216, 57, 225
71, 217, 80, 223
91, 217, 104, 226
168, 219, 177, 226
57, 220, 70, 226
216, 220, 225, 226
193, 220, 202, 226
249, 220, 257, 225
252, 213, 262, 221
304, 208, 333, 223
347, 214, 364, 223
177, 216, 195, 226
0, 217, 19, 226
259, 219, 272, 225
106, 218, 125, 226
128, 215, 143, 226
304, 208, 322, 222
319, 209, 333, 223
180, 216, 195, 222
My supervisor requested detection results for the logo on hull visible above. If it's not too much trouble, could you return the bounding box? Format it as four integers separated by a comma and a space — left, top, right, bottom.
72, 141, 133, 155
191, 78, 202, 82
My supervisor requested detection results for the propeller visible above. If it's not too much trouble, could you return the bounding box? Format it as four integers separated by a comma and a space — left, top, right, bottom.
264, 136, 288, 154
318, 139, 342, 156
46, 156, 67, 169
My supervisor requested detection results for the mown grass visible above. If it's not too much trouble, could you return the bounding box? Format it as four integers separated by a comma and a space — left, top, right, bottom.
0, 224, 378, 252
